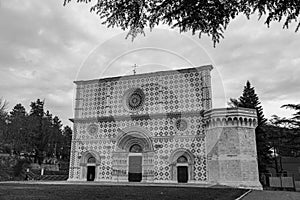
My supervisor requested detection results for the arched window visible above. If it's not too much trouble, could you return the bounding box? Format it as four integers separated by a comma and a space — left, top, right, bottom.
87, 156, 96, 163
129, 144, 143, 153
177, 156, 188, 163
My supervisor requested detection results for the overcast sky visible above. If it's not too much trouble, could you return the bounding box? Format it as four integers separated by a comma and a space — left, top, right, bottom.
0, 0, 299, 127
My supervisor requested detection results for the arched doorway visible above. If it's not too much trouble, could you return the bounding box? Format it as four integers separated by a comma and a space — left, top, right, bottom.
79, 151, 100, 181
128, 144, 143, 182
87, 156, 96, 181
177, 156, 188, 183
169, 148, 195, 183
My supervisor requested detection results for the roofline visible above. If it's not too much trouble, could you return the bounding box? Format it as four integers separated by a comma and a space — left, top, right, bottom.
74, 65, 213, 85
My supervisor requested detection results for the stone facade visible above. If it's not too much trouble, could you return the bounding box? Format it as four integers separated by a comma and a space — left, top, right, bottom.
68, 65, 262, 189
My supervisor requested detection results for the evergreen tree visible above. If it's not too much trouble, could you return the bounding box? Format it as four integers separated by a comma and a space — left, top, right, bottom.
50, 115, 63, 158
230, 81, 271, 173
280, 104, 300, 128
42, 110, 55, 158
7, 104, 28, 154
0, 98, 72, 166
29, 99, 44, 117
28, 99, 45, 164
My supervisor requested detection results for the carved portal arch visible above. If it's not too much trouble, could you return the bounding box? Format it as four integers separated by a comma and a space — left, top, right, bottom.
80, 150, 101, 165
116, 126, 154, 152
169, 148, 195, 164
112, 126, 155, 182
169, 148, 195, 182
79, 150, 101, 181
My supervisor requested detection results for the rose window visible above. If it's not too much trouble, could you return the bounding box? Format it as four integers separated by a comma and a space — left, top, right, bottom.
124, 88, 145, 111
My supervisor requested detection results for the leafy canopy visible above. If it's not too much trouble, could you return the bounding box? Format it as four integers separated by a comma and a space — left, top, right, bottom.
63, 0, 300, 46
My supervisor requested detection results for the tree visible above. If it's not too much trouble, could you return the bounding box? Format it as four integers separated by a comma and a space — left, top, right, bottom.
48, 115, 63, 158
7, 104, 28, 154
27, 99, 69, 163
60, 126, 72, 161
28, 99, 45, 164
269, 104, 300, 158
230, 81, 272, 173
63, 0, 300, 46
0, 98, 71, 174
29, 99, 44, 117
279, 104, 300, 128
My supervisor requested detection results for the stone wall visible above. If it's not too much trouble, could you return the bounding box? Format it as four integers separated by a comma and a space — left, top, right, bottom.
68, 115, 207, 182
204, 108, 262, 190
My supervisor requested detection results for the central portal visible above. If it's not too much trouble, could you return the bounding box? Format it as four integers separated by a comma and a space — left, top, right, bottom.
116, 128, 154, 182
128, 144, 143, 182
128, 155, 142, 182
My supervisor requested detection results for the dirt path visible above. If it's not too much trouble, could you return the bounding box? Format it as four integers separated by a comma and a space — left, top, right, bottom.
242, 190, 300, 200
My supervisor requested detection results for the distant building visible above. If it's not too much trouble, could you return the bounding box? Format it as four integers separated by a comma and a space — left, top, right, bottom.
69, 65, 262, 189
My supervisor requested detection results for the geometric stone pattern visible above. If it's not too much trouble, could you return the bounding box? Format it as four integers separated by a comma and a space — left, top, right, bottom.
74, 66, 212, 119
69, 66, 212, 183
69, 65, 261, 189
69, 115, 206, 181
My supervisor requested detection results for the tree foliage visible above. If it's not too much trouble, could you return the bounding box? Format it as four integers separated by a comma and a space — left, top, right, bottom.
278, 104, 300, 128
7, 104, 28, 154
230, 81, 271, 173
269, 103, 300, 159
63, 0, 300, 46
1, 99, 72, 164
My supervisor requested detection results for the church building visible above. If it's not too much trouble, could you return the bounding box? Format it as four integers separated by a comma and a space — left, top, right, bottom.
68, 65, 262, 189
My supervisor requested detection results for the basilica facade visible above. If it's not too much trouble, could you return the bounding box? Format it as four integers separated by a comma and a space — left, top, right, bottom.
68, 65, 262, 189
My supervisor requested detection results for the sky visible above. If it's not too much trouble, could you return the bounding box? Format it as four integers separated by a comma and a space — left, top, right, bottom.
0, 0, 299, 127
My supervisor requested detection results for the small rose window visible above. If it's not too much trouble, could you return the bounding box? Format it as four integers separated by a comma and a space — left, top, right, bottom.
175, 119, 188, 131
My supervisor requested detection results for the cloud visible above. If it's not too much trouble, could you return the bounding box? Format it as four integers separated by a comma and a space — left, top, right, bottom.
200, 14, 300, 118
0, 1, 299, 127
0, 0, 113, 126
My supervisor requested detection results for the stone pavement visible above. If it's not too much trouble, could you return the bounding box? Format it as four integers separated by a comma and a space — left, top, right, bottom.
0, 180, 214, 188
242, 190, 300, 200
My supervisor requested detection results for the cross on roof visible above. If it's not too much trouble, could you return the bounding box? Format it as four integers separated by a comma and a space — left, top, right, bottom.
132, 64, 138, 75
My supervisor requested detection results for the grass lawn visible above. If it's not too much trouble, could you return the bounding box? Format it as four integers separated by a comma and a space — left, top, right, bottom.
0, 183, 246, 200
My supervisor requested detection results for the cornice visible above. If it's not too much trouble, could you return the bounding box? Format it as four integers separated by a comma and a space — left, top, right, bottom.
74, 65, 213, 85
